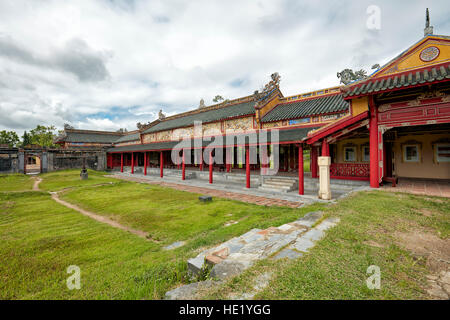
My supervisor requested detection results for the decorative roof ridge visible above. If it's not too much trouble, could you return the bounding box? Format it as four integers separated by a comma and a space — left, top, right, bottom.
64, 128, 124, 136
160, 94, 255, 122
279, 90, 344, 105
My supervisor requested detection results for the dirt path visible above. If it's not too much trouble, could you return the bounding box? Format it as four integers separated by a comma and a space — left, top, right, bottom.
50, 192, 150, 240
32, 176, 150, 241
32, 177, 42, 191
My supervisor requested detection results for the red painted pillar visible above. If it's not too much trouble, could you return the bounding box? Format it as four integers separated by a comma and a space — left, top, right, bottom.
209, 150, 213, 184
321, 139, 330, 157
298, 144, 304, 195
144, 152, 147, 175
246, 147, 250, 189
311, 147, 318, 178
131, 152, 134, 174
182, 149, 186, 180
226, 147, 231, 173
199, 149, 203, 171
160, 151, 164, 178
120, 153, 123, 173
369, 97, 379, 188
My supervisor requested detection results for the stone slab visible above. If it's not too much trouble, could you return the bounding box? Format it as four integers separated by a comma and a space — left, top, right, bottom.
273, 248, 303, 260
163, 241, 186, 250
291, 238, 315, 252
164, 280, 216, 300
294, 211, 323, 227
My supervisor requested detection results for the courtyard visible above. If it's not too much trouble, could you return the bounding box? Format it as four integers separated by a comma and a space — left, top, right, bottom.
0, 170, 448, 299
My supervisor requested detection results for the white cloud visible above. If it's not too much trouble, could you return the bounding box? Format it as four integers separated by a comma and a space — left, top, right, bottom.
0, 0, 449, 135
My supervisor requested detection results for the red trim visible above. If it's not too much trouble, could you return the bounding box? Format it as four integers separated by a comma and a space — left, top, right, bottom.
246, 147, 250, 188
306, 111, 369, 144
331, 176, 370, 181
209, 151, 213, 184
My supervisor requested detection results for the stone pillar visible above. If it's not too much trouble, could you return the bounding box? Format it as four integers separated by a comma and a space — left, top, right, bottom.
318, 156, 331, 200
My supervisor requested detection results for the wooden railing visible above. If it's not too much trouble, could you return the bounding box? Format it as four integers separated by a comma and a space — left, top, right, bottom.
330, 163, 370, 180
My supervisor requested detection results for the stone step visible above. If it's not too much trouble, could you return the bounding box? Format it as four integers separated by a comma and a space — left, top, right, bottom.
263, 180, 297, 186
258, 186, 292, 193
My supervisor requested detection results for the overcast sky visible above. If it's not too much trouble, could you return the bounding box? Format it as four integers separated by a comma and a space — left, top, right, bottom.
0, 0, 449, 134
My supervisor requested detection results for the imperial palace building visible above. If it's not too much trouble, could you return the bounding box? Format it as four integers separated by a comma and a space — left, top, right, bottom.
55, 24, 450, 197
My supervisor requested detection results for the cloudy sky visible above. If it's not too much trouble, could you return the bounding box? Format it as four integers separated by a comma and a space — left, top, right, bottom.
0, 0, 449, 134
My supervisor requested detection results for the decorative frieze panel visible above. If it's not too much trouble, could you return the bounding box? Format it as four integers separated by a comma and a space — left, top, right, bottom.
378, 94, 450, 127
330, 163, 370, 178
224, 117, 253, 133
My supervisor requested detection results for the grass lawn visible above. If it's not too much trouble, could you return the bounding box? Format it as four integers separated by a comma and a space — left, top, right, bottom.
1, 170, 448, 300
0, 174, 34, 192
0, 170, 321, 299
198, 191, 449, 300
38, 169, 118, 192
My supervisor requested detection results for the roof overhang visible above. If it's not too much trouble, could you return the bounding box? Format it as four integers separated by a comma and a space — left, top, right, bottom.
341, 62, 450, 100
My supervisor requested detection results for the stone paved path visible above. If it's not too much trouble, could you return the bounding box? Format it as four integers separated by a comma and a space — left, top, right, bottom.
382, 178, 450, 198
111, 175, 303, 208
165, 211, 340, 300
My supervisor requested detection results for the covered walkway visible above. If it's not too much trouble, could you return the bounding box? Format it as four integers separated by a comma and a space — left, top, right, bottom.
382, 178, 450, 198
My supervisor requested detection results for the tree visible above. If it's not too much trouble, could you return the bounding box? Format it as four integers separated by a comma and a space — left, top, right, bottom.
21, 131, 32, 147
29, 125, 57, 148
212, 95, 224, 103
337, 68, 368, 85
0, 130, 20, 147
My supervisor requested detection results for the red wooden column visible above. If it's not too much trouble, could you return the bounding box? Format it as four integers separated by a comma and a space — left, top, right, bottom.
298, 144, 304, 195
311, 147, 318, 178
209, 150, 213, 184
321, 139, 330, 156
369, 97, 379, 188
144, 152, 147, 175
160, 151, 164, 178
131, 152, 134, 174
182, 149, 186, 180
245, 147, 250, 189
226, 147, 231, 173
199, 149, 203, 171
120, 153, 124, 173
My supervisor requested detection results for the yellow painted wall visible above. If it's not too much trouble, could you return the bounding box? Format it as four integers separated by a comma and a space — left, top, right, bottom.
335, 138, 369, 163
351, 97, 368, 116
376, 38, 450, 77
393, 133, 450, 180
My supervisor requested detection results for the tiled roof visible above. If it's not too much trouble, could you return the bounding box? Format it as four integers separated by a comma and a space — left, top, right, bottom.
143, 101, 256, 134
61, 131, 121, 144
114, 132, 140, 143
108, 126, 320, 153
342, 62, 450, 99
262, 94, 349, 123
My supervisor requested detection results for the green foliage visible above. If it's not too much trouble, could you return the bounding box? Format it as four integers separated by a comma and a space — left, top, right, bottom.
29, 125, 57, 148
212, 95, 224, 103
0, 130, 20, 148
21, 131, 32, 147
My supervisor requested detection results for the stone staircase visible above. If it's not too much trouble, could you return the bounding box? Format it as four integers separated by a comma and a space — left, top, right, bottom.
258, 177, 298, 193
165, 211, 340, 299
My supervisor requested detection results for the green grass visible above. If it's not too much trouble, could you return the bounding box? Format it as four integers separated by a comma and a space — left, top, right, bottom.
0, 174, 34, 192
38, 169, 118, 191
199, 191, 450, 300
60, 180, 322, 245
0, 171, 320, 299
1, 170, 448, 300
